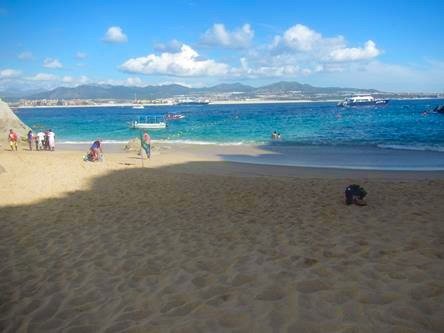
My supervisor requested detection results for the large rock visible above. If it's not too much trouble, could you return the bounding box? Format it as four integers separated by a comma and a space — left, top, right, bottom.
0, 99, 31, 142
124, 138, 141, 151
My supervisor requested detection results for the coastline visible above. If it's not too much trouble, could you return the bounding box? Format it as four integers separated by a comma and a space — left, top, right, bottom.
13, 96, 444, 109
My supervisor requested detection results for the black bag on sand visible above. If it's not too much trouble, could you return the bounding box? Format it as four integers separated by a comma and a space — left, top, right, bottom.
345, 184, 367, 205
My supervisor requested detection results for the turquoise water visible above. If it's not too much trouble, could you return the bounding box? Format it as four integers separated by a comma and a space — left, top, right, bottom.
16, 99, 444, 150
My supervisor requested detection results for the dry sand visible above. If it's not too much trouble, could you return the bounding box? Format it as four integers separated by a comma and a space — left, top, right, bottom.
1, 146, 444, 333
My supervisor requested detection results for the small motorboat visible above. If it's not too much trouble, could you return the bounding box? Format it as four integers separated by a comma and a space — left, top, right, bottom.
166, 113, 185, 120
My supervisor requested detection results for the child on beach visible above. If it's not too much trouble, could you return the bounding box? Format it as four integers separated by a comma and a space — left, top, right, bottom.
8, 129, 18, 151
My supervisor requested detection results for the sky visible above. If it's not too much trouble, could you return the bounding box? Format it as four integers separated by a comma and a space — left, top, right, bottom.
0, 0, 443, 92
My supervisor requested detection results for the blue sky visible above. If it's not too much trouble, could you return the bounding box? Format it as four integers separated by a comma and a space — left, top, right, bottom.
1, 0, 443, 92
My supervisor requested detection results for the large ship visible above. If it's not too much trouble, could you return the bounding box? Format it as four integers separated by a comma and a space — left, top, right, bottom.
337, 95, 389, 107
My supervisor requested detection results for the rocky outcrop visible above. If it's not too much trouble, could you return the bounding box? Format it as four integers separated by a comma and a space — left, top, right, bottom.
0, 99, 31, 142
124, 138, 141, 151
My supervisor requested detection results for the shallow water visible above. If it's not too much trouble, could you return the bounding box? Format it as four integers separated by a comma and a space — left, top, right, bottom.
17, 99, 444, 169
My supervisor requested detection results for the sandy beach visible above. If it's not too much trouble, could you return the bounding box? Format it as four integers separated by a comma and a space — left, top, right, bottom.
1, 145, 444, 332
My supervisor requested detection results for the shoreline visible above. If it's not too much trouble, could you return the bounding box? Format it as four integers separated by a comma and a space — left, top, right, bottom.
55, 141, 444, 172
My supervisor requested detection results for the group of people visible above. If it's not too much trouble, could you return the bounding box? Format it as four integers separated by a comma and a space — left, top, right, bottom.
271, 130, 282, 140
7, 129, 56, 151
28, 129, 56, 151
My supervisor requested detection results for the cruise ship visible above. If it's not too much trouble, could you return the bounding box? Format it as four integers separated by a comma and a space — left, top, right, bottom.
337, 95, 389, 107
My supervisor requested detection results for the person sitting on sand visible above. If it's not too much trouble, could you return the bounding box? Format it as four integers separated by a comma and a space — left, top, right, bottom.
89, 140, 103, 161
27, 130, 33, 151
271, 131, 277, 140
8, 129, 18, 151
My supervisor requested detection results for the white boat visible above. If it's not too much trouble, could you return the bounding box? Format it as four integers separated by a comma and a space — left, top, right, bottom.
337, 95, 389, 107
130, 116, 167, 129
132, 93, 144, 109
166, 113, 185, 120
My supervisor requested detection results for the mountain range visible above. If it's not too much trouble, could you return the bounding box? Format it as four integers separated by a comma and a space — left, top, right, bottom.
2, 81, 382, 100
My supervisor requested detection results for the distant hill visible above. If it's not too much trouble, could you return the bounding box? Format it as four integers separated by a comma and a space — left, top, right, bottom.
23, 81, 382, 100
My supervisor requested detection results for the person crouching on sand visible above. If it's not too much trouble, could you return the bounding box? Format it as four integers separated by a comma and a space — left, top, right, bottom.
8, 129, 18, 151
89, 140, 103, 161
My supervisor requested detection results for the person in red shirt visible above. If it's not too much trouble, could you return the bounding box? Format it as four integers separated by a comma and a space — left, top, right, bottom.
8, 129, 18, 151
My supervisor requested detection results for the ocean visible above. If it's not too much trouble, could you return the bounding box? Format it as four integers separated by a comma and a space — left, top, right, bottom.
16, 99, 444, 170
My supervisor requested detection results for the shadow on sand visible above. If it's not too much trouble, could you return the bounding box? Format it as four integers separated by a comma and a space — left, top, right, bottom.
1, 161, 443, 332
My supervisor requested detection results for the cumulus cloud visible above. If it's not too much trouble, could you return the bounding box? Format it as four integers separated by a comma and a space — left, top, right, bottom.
75, 52, 87, 59
271, 24, 380, 63
18, 51, 33, 61
276, 24, 323, 51
329, 40, 380, 62
120, 44, 229, 77
0, 69, 22, 79
201, 23, 254, 48
103, 26, 128, 43
43, 58, 63, 69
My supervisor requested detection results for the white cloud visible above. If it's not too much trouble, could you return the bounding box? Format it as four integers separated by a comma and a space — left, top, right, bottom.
103, 26, 128, 43
62, 76, 74, 83
28, 73, 58, 81
277, 24, 322, 51
120, 44, 229, 77
75, 52, 87, 59
18, 51, 33, 60
329, 40, 380, 62
125, 77, 144, 86
0, 69, 22, 79
201, 23, 254, 48
43, 58, 63, 69
271, 24, 380, 63
61, 75, 89, 85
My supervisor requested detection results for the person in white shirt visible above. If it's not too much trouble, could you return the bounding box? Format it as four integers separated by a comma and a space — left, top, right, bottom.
37, 132, 45, 150
47, 129, 55, 151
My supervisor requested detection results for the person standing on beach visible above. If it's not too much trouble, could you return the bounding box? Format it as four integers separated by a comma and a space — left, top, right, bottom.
47, 129, 55, 151
37, 131, 45, 150
8, 129, 18, 151
27, 130, 33, 151
141, 131, 151, 159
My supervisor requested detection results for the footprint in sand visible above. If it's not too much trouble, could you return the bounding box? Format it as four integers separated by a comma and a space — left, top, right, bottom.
231, 273, 256, 287
255, 286, 286, 301
218, 312, 249, 328
296, 279, 330, 294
